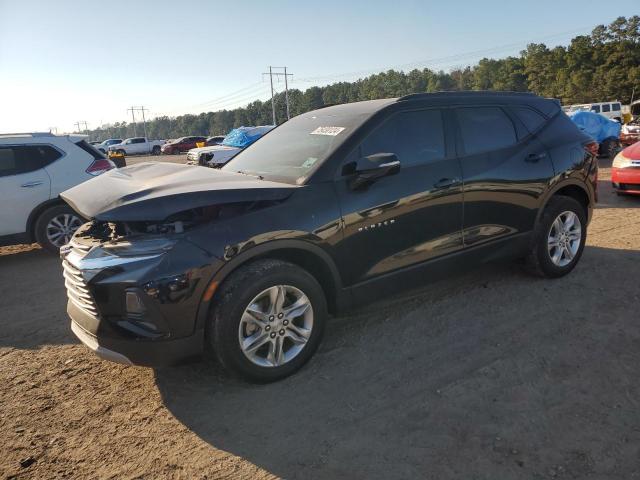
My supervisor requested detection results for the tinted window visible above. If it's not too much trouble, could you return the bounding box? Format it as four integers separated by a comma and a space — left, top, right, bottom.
455, 107, 517, 155
75, 140, 106, 160
360, 110, 446, 167
591, 105, 601, 113
132, 138, 145, 144
612, 103, 621, 111
0, 145, 62, 177
513, 106, 547, 134
602, 104, 611, 113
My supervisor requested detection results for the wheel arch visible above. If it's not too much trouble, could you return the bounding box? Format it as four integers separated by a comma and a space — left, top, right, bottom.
196, 240, 346, 332
537, 180, 591, 227
25, 197, 69, 242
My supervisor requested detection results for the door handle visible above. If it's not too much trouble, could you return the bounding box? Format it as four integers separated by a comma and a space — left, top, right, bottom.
526, 152, 546, 163
433, 177, 460, 189
21, 181, 44, 188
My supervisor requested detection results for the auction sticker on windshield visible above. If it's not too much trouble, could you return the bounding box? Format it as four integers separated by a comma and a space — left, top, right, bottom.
310, 126, 345, 136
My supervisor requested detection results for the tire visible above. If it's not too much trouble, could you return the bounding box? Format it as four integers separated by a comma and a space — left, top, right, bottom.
206, 259, 327, 383
34, 204, 84, 253
526, 195, 587, 278
600, 138, 619, 159
151, 145, 161, 156
116, 149, 126, 156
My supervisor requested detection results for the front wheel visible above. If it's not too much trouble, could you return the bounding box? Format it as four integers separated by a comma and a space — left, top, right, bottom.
34, 205, 84, 253
526, 195, 586, 278
207, 259, 327, 382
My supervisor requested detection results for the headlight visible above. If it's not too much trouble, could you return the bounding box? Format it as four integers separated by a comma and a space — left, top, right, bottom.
612, 152, 633, 169
92, 237, 177, 258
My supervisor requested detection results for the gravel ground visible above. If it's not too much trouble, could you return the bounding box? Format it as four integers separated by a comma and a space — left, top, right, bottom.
1, 158, 639, 479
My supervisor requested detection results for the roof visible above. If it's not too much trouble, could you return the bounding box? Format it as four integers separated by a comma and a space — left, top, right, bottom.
299, 91, 557, 119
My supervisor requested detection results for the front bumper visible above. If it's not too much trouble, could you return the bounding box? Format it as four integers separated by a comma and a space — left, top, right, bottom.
611, 167, 640, 195
61, 234, 220, 367
69, 302, 203, 366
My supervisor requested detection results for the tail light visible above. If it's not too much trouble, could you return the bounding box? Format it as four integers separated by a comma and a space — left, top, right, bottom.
585, 141, 599, 156
86, 159, 115, 176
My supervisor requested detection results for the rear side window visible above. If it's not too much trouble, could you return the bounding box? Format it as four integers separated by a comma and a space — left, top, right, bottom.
131, 138, 145, 144
0, 145, 62, 177
75, 140, 106, 160
591, 105, 601, 113
360, 109, 446, 168
513, 106, 547, 134
602, 104, 611, 113
455, 107, 517, 155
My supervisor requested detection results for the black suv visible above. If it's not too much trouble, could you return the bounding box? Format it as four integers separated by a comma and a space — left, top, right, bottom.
61, 92, 597, 382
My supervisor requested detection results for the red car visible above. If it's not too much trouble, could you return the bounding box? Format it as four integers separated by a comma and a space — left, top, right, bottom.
612, 142, 640, 195
160, 136, 207, 155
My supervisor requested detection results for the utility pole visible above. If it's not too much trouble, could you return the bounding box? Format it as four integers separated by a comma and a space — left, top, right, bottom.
128, 106, 150, 138
127, 107, 137, 136
139, 106, 149, 139
74, 121, 88, 135
262, 66, 293, 125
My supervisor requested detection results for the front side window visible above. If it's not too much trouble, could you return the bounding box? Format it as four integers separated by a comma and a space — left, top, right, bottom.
613, 103, 621, 111
0, 145, 62, 177
602, 104, 611, 113
455, 107, 517, 155
360, 110, 446, 167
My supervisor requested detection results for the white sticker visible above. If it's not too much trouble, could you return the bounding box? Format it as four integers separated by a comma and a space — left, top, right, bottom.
310, 126, 345, 136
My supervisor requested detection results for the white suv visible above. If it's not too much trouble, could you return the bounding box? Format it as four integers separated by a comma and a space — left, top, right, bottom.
0, 132, 114, 252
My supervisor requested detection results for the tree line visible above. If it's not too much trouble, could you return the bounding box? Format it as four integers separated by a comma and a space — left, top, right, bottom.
87, 16, 639, 141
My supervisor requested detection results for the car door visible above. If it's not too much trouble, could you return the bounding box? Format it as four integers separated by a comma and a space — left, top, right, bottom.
334, 108, 464, 288
452, 105, 554, 247
132, 138, 147, 154
0, 145, 54, 236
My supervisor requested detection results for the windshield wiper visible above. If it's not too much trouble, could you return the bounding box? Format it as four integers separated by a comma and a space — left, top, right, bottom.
236, 170, 264, 180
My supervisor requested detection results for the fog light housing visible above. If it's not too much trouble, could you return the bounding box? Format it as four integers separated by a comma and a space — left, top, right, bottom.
125, 291, 146, 315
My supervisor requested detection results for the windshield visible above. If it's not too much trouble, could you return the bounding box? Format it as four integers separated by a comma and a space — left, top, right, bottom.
222, 112, 368, 184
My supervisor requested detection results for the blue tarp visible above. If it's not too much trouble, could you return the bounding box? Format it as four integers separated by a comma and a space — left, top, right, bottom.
222, 126, 274, 148
569, 111, 620, 143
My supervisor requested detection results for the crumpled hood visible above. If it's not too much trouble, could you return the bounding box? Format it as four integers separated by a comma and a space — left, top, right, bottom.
189, 145, 241, 155
61, 162, 298, 222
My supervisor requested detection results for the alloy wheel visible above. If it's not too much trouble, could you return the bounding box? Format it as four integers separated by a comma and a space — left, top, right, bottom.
46, 213, 82, 248
547, 210, 582, 267
238, 285, 314, 367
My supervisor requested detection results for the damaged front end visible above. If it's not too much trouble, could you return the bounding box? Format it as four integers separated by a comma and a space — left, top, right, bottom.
59, 163, 297, 366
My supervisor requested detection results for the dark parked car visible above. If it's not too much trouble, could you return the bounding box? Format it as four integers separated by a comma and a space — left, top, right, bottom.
160, 136, 207, 155
205, 135, 225, 146
60, 92, 597, 382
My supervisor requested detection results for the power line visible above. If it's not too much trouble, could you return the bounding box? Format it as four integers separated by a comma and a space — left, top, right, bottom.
294, 26, 593, 85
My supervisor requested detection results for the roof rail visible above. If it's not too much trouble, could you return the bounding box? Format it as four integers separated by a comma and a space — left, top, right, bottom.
398, 91, 536, 102
0, 132, 55, 138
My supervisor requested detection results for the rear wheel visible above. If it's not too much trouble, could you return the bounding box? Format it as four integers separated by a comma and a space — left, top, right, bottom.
151, 145, 161, 155
526, 195, 586, 278
600, 138, 619, 159
206, 259, 327, 382
34, 205, 84, 253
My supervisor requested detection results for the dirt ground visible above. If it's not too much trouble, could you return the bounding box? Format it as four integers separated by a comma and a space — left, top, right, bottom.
1, 158, 639, 479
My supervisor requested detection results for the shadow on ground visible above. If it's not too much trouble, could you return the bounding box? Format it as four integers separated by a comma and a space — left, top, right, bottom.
155, 245, 640, 479
0, 248, 74, 349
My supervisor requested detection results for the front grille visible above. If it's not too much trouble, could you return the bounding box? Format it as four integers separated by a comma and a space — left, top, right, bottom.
62, 258, 98, 317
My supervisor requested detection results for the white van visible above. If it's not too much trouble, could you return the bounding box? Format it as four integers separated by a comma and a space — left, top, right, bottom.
565, 101, 623, 122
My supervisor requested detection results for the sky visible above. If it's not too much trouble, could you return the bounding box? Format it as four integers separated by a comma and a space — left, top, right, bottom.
0, 0, 638, 134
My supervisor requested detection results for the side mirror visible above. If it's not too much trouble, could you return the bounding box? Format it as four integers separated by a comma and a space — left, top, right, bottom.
349, 152, 400, 189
